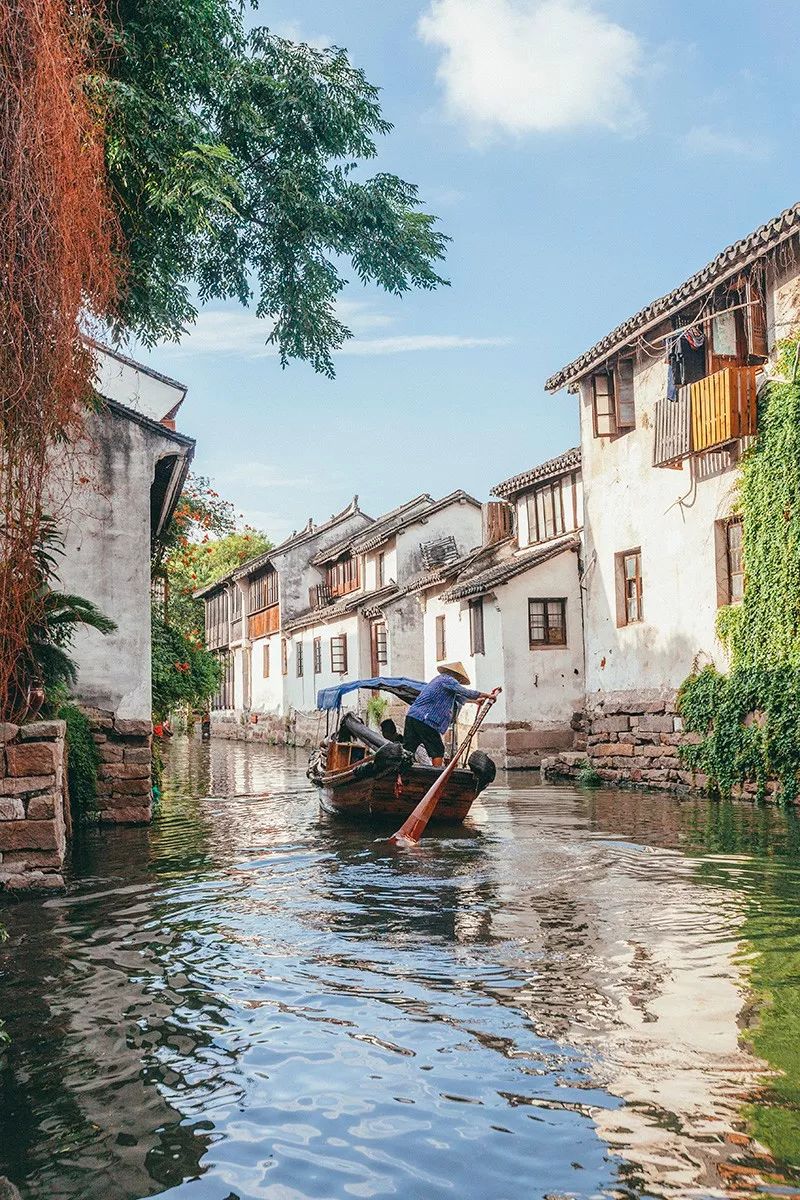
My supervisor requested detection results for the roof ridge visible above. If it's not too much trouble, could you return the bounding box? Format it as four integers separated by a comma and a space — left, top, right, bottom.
492, 447, 581, 499
545, 202, 800, 393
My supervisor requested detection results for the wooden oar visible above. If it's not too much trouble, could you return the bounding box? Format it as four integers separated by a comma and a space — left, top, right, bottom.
388, 689, 500, 847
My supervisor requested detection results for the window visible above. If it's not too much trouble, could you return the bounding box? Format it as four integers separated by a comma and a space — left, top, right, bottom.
469, 599, 485, 656
313, 637, 322, 674
371, 621, 388, 676
528, 599, 567, 647
435, 615, 446, 662
331, 634, 348, 674
262, 643, 270, 678
206, 588, 230, 648
615, 549, 643, 626
249, 566, 278, 612
525, 471, 580, 544
377, 551, 385, 589
326, 553, 360, 597
716, 516, 744, 606
281, 638, 288, 676
211, 652, 235, 710
296, 640, 303, 678
591, 360, 635, 438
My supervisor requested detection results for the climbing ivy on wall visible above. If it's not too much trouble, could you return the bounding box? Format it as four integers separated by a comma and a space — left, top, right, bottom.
678, 339, 800, 803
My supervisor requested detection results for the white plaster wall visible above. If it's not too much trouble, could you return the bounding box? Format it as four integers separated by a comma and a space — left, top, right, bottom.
422, 590, 507, 723
58, 407, 186, 719
579, 356, 740, 698
498, 550, 584, 729
384, 593, 425, 681
249, 633, 285, 714
395, 501, 482, 583
92, 345, 185, 424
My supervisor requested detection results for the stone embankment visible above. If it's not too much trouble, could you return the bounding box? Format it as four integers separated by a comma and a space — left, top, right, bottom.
542, 690, 782, 799
84, 711, 153, 825
0, 721, 69, 892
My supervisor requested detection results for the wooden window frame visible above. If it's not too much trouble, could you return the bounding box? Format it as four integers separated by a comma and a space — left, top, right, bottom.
281, 638, 288, 676
525, 472, 580, 544
469, 598, 485, 656
326, 553, 360, 598
249, 566, 279, 614
435, 614, 446, 662
313, 636, 322, 675
715, 516, 744, 607
377, 551, 385, 589
330, 634, 348, 675
615, 548, 643, 626
296, 640, 303, 678
528, 598, 567, 648
262, 643, 270, 678
592, 359, 636, 439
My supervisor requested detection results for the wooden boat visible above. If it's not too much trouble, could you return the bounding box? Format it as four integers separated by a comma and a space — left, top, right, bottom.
307, 678, 496, 824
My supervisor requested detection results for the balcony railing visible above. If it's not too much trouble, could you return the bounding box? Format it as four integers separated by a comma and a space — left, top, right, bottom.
248, 603, 279, 640
654, 366, 759, 467
653, 388, 692, 467
690, 365, 758, 453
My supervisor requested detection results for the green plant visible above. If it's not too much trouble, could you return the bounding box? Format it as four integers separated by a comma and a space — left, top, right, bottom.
678, 338, 800, 803
11, 519, 116, 717
365, 695, 389, 729
58, 701, 101, 823
577, 761, 602, 788
96, 2, 448, 374
151, 614, 222, 722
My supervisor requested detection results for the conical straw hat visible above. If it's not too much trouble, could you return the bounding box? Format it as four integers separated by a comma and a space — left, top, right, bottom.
437, 661, 470, 686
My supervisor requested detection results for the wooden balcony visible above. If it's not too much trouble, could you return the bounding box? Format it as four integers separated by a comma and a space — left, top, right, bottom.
690, 365, 758, 453
653, 390, 692, 467
248, 603, 279, 640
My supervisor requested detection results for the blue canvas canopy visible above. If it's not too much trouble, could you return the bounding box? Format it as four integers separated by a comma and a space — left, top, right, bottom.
317, 676, 425, 712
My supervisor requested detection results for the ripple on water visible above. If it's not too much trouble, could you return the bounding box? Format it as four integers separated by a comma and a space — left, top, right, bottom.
1, 738, 800, 1199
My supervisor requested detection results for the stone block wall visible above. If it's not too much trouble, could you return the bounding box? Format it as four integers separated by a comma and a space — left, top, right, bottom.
540, 690, 767, 798
542, 691, 692, 792
0, 721, 68, 892
212, 709, 323, 749
84, 711, 153, 824
479, 719, 581, 770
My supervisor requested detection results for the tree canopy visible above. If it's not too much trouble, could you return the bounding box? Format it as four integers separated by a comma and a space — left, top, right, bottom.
100, 1, 449, 374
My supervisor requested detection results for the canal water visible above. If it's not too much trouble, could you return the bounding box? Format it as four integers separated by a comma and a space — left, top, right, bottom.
2, 739, 800, 1200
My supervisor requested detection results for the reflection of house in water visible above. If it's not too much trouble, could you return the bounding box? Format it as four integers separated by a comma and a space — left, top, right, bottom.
494, 789, 771, 1196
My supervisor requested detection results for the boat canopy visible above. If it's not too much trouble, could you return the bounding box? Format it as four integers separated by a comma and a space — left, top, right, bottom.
317, 676, 425, 711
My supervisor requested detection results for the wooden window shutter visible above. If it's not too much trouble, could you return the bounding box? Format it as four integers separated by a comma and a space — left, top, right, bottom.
592, 371, 616, 438
615, 359, 635, 429
746, 278, 768, 360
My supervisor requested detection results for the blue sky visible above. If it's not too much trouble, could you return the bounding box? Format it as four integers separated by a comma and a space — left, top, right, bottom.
137, 0, 800, 541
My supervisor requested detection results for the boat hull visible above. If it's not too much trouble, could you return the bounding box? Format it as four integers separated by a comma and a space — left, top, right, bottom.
315, 765, 479, 824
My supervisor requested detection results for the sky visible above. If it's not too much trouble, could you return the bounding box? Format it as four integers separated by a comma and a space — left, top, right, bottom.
135, 0, 800, 542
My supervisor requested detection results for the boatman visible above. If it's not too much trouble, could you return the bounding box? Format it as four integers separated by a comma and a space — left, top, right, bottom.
403, 662, 499, 768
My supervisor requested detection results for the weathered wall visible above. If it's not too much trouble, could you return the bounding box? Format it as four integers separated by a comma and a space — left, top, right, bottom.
92, 344, 185, 424
0, 721, 68, 892
578, 356, 739, 700
422, 546, 583, 768
57, 406, 181, 720
277, 512, 373, 624
395, 500, 482, 583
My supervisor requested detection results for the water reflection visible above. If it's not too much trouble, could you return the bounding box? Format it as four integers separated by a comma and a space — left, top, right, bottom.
0, 738, 799, 1198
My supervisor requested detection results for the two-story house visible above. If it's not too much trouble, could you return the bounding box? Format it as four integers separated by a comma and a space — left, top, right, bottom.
414, 450, 584, 768
198, 497, 373, 740
281, 490, 483, 719
544, 201, 800, 788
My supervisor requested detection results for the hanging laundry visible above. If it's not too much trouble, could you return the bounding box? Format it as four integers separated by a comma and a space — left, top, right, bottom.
666, 327, 706, 399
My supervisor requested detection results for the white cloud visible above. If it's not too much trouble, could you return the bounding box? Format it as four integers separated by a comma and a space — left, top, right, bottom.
418, 0, 644, 138
155, 303, 510, 359
340, 334, 512, 355
683, 125, 769, 161
215, 462, 314, 490
270, 20, 333, 51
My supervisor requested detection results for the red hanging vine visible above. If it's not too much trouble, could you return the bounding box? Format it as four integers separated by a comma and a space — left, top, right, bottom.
0, 0, 119, 717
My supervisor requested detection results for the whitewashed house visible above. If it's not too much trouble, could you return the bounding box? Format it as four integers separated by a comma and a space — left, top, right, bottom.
58, 343, 195, 822
414, 452, 584, 768
198, 497, 373, 740
201, 490, 484, 741
543, 202, 800, 788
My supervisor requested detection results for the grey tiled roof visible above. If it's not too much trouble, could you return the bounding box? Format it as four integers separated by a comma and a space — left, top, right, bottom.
441, 534, 579, 602
491, 447, 580, 499
545, 202, 800, 393
282, 583, 402, 634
